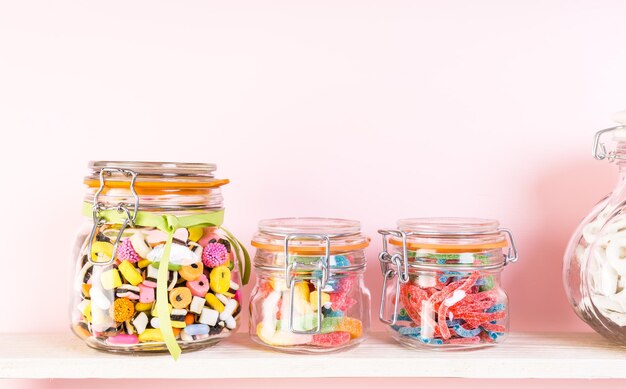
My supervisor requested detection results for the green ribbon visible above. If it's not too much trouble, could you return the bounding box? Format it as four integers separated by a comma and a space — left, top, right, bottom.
82, 203, 250, 360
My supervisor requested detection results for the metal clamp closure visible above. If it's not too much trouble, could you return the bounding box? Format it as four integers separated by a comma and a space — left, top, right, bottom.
499, 228, 518, 265
593, 126, 626, 161
87, 168, 139, 266
284, 233, 330, 334
377, 229, 409, 325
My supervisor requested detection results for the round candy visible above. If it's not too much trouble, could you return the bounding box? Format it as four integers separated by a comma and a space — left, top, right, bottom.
110, 298, 135, 322
209, 266, 231, 294
187, 274, 210, 297
180, 262, 204, 281
202, 242, 229, 268
169, 287, 193, 309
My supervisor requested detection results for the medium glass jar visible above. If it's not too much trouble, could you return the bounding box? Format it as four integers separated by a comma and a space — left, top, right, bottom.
249, 218, 371, 353
378, 218, 518, 349
70, 161, 250, 356
564, 111, 626, 344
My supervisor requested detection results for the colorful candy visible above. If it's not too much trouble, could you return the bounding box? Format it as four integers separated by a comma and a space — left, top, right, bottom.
392, 270, 508, 347
72, 226, 242, 350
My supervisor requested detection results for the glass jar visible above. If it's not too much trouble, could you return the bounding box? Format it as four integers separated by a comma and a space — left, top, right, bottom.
564, 111, 626, 344
248, 218, 371, 353
378, 218, 518, 349
70, 161, 250, 357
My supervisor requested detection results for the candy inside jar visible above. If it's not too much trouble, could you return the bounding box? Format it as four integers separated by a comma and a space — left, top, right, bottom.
564, 113, 626, 343
378, 218, 517, 349
249, 218, 371, 353
70, 161, 250, 357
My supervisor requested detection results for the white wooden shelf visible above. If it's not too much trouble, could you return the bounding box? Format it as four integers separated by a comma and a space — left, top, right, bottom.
2, 332, 626, 379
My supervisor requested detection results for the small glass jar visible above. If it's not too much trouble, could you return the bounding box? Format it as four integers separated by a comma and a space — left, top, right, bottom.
564, 111, 626, 344
70, 161, 249, 355
378, 218, 518, 349
249, 218, 371, 353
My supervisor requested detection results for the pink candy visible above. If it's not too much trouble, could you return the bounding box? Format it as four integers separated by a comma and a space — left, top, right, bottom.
106, 334, 139, 345
187, 274, 210, 297
202, 242, 228, 268
139, 284, 155, 303
116, 239, 140, 263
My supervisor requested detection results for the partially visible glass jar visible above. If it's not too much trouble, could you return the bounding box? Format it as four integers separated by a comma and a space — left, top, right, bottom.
378, 218, 518, 349
70, 161, 249, 355
249, 218, 371, 353
564, 111, 626, 344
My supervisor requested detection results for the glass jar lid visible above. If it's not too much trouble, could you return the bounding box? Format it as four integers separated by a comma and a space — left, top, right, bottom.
251, 217, 370, 267
84, 161, 227, 211
391, 217, 508, 251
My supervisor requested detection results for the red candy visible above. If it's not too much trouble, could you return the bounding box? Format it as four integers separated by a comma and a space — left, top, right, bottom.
310, 331, 351, 347
397, 270, 507, 346
400, 283, 429, 323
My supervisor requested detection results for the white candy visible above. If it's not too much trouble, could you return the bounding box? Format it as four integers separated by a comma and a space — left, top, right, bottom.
220, 299, 238, 320
224, 316, 236, 329
418, 275, 437, 288
600, 263, 618, 296
90, 287, 112, 310
443, 290, 466, 307
199, 308, 219, 326
133, 312, 149, 334
130, 232, 152, 258
229, 281, 240, 291
190, 296, 206, 314
77, 299, 90, 316
215, 293, 228, 305
150, 317, 160, 328
606, 237, 626, 275
148, 243, 199, 266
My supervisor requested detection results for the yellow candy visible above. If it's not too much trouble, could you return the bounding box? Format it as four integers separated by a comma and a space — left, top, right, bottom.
135, 302, 152, 312
209, 266, 231, 294
137, 259, 151, 269
309, 291, 330, 311
138, 328, 164, 342
188, 227, 204, 242
255, 323, 312, 346
118, 260, 143, 286
91, 241, 113, 263
100, 269, 122, 290
269, 277, 287, 291
205, 293, 225, 312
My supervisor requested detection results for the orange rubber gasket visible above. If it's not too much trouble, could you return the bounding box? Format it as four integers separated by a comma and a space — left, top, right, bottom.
251, 240, 370, 255
389, 238, 507, 252
84, 178, 230, 195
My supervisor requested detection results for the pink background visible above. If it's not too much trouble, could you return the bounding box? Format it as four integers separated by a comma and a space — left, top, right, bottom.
2, 0, 626, 387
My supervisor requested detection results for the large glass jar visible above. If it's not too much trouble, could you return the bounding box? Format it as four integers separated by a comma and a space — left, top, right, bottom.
564, 112, 626, 344
70, 161, 250, 357
249, 218, 371, 353
378, 218, 518, 349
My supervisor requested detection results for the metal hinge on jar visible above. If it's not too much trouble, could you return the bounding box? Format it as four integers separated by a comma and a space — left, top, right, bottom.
377, 229, 410, 325
86, 168, 139, 266
284, 233, 330, 334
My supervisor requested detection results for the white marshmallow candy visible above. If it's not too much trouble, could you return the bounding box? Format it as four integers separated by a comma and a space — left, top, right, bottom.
199, 308, 219, 326
133, 312, 149, 334
190, 296, 206, 314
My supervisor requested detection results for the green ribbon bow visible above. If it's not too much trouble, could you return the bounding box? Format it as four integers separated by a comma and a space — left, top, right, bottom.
82, 203, 250, 360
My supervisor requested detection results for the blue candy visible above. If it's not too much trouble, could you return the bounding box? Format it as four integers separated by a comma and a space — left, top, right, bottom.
322, 307, 344, 318
420, 337, 444, 345
481, 328, 504, 341
486, 303, 505, 313
453, 324, 481, 338
398, 326, 421, 336
185, 324, 209, 336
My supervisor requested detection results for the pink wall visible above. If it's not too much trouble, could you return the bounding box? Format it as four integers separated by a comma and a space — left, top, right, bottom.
2, 0, 626, 386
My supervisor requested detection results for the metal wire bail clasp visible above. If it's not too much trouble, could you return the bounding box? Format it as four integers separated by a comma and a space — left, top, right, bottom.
499, 228, 519, 265
377, 229, 409, 325
593, 126, 626, 161
86, 168, 139, 266
284, 233, 330, 334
